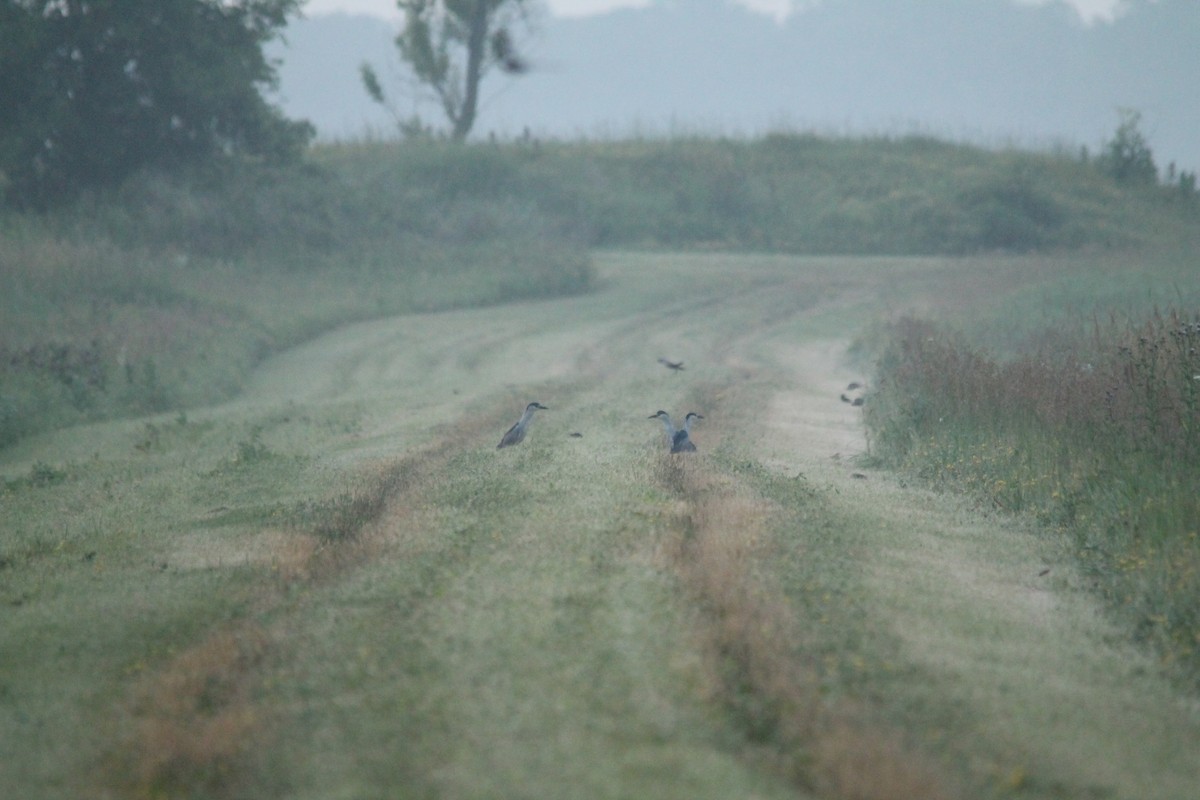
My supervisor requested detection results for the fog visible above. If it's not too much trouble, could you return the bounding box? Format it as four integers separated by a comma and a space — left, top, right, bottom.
271, 0, 1199, 172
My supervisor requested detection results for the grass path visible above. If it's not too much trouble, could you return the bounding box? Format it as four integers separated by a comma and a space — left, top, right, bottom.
3, 253, 1198, 798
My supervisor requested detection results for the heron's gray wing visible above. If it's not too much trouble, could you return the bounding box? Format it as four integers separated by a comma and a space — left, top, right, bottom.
497, 422, 523, 448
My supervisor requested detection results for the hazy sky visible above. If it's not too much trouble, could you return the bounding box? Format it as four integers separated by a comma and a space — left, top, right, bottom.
302, 0, 1125, 24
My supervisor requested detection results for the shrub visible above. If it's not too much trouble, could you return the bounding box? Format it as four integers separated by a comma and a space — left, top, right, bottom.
1098, 109, 1158, 187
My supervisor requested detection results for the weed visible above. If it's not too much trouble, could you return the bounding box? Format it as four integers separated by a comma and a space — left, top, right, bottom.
866, 310, 1200, 687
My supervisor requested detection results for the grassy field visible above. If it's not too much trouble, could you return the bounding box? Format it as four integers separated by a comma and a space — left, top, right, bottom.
3, 136, 1199, 798
4, 251, 1199, 799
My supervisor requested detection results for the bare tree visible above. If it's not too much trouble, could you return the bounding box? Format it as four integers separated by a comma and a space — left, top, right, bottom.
361, 0, 533, 140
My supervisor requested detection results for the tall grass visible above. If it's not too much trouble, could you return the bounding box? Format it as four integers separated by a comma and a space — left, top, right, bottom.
865, 309, 1200, 687
0, 151, 593, 448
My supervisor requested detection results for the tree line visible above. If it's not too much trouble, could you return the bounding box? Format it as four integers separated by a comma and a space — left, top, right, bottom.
1, 0, 532, 207
0, 0, 314, 207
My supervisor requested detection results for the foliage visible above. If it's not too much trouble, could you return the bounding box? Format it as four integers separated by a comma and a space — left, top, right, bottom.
0, 0, 313, 208
363, 0, 533, 140
865, 310, 1200, 688
1098, 108, 1158, 187
485, 134, 1197, 255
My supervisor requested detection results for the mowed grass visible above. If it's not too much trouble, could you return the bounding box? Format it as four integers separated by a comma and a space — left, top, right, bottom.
3, 252, 1200, 799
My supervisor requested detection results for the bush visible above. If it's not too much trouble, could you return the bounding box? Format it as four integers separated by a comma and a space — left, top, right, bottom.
1098, 109, 1158, 187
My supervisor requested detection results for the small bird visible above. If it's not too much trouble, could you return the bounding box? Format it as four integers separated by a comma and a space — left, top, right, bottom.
497, 402, 548, 448
657, 358, 685, 372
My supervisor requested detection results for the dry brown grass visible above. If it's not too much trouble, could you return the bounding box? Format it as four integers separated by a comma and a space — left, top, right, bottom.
658, 455, 957, 800
106, 625, 270, 799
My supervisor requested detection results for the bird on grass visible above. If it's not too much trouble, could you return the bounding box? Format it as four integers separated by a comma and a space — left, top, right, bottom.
649, 410, 676, 446
649, 410, 704, 453
497, 402, 548, 449
657, 357, 685, 372
674, 411, 704, 452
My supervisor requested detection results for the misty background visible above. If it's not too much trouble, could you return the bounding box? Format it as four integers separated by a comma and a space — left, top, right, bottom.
269, 0, 1199, 173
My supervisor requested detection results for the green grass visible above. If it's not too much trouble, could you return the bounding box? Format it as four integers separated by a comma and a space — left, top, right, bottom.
4, 252, 1200, 799
4, 131, 1200, 798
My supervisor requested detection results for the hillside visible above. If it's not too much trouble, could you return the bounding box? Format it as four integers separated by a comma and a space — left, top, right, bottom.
2, 136, 1196, 448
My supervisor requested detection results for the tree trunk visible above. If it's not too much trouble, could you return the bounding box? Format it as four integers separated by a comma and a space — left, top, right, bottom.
453, 0, 489, 141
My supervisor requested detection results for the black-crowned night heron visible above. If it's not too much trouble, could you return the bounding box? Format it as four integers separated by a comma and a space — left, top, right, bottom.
497, 402, 548, 448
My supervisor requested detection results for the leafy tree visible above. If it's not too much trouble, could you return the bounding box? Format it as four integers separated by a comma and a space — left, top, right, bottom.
362, 0, 533, 141
0, 0, 313, 208
1099, 108, 1158, 186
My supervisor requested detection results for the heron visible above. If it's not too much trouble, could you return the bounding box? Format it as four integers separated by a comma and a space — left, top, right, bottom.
649, 410, 676, 446
672, 411, 703, 453
657, 357, 685, 372
497, 402, 548, 448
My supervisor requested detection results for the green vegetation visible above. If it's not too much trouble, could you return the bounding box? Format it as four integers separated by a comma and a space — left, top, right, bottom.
3, 133, 1200, 798
863, 253, 1200, 688
3, 250, 1199, 800
0, 148, 593, 448
5, 133, 1195, 449
0, 1, 312, 207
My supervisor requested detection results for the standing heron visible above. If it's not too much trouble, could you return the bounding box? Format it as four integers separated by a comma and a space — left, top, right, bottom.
649, 410, 676, 447
497, 402, 548, 448
672, 411, 703, 453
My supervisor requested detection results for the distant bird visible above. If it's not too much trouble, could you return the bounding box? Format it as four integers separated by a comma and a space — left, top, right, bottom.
497, 402, 548, 449
657, 358, 685, 372
841, 381, 867, 406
